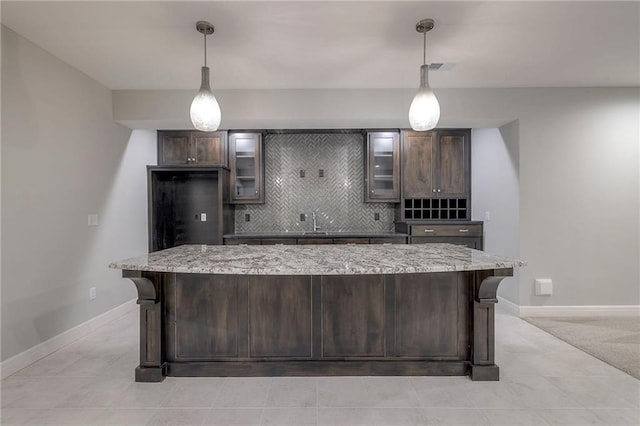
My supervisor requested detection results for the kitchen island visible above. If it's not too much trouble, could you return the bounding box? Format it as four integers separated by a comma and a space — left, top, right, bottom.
110, 244, 523, 382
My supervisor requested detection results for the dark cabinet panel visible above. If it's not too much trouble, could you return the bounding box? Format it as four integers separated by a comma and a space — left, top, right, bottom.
369, 237, 407, 244
365, 132, 400, 202
394, 273, 468, 358
223, 236, 409, 245
438, 132, 469, 197
332, 238, 370, 244
193, 133, 227, 166
248, 276, 312, 358
298, 238, 333, 245
260, 238, 297, 245
159, 132, 190, 165
402, 131, 435, 199
158, 131, 227, 166
173, 274, 239, 359
321, 275, 385, 357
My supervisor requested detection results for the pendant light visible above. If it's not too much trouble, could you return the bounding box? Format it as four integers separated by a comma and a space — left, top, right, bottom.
408, 19, 440, 131
190, 21, 221, 131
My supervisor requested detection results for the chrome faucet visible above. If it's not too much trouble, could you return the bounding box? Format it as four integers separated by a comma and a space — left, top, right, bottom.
312, 212, 321, 232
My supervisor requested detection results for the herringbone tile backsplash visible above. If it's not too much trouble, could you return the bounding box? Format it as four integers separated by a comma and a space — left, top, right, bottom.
234, 133, 396, 233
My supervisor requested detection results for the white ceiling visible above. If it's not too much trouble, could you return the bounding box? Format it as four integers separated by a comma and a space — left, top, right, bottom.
2, 1, 639, 90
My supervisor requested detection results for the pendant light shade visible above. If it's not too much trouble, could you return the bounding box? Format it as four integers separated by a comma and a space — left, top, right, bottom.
190, 21, 221, 131
408, 65, 440, 131
191, 66, 221, 131
409, 19, 440, 131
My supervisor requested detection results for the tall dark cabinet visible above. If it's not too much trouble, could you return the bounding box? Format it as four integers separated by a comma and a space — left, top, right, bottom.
401, 129, 471, 221
148, 166, 234, 252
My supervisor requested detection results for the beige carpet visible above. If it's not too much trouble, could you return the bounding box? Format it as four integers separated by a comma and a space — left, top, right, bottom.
523, 315, 640, 379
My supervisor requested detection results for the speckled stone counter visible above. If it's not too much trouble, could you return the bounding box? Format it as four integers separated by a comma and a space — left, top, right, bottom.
112, 244, 523, 383
110, 243, 523, 276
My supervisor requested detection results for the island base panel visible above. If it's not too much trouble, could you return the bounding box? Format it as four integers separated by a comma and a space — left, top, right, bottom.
125, 269, 511, 382
469, 364, 500, 381
167, 360, 468, 377
135, 364, 167, 382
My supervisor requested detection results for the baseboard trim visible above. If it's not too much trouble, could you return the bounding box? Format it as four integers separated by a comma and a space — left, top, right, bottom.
520, 304, 640, 317
497, 296, 521, 316
496, 297, 640, 318
1, 298, 137, 379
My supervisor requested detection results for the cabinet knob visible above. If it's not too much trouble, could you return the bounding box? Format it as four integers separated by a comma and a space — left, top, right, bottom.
437, 189, 441, 193
371, 190, 374, 193
432, 189, 436, 193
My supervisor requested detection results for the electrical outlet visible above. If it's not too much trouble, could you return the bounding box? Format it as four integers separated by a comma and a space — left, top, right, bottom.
245, 214, 251, 222
87, 214, 99, 226
374, 212, 380, 221
300, 213, 306, 222
535, 279, 553, 296
484, 211, 491, 221
319, 169, 325, 178
200, 213, 207, 222
299, 169, 306, 178
89, 287, 97, 300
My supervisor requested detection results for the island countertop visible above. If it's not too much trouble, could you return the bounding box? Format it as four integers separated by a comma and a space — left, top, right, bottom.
109, 243, 524, 276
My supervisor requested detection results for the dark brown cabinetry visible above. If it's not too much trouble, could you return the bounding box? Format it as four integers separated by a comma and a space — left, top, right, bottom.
148, 167, 234, 251
229, 132, 264, 204
396, 222, 483, 249
224, 236, 407, 245
144, 267, 500, 379
401, 129, 471, 220
158, 131, 228, 167
365, 132, 400, 202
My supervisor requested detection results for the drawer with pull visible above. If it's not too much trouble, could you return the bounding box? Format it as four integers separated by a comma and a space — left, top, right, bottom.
410, 224, 483, 237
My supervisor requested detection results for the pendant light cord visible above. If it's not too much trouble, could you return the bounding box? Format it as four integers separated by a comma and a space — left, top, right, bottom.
203, 33, 207, 67
423, 30, 427, 66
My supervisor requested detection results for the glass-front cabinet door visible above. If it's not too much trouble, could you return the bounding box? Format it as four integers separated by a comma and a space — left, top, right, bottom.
365, 131, 400, 202
229, 132, 264, 203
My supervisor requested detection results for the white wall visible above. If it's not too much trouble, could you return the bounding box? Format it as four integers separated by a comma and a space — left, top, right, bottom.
471, 126, 520, 305
113, 87, 640, 308
1, 26, 156, 361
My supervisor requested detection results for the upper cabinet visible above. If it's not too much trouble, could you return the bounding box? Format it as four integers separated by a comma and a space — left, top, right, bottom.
365, 131, 400, 202
401, 131, 436, 199
229, 132, 264, 204
437, 131, 470, 198
158, 130, 228, 167
401, 129, 471, 220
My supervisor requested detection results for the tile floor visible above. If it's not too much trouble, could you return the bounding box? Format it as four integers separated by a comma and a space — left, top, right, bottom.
1, 304, 639, 425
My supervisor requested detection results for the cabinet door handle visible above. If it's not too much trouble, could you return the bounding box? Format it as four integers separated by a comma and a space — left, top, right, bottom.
423, 229, 434, 233
459, 229, 469, 233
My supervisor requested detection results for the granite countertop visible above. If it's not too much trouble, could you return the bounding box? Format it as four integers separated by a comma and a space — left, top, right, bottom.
110, 244, 525, 276
223, 232, 408, 239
